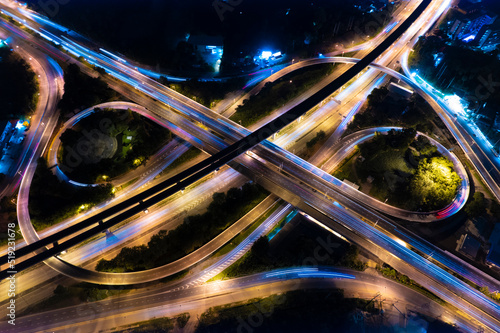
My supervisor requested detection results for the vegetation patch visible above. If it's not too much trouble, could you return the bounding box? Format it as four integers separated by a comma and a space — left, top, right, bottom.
377, 264, 444, 304
463, 191, 500, 225
479, 286, 500, 303
230, 64, 335, 127
409, 35, 500, 107
213, 199, 280, 258
161, 77, 246, 108
96, 183, 268, 272
334, 128, 461, 211
112, 313, 190, 333
119, 317, 174, 333
161, 146, 202, 176
346, 86, 443, 135
58, 64, 117, 117
332, 149, 359, 186
0, 196, 20, 246
59, 108, 172, 183
195, 289, 380, 332
409, 35, 500, 152
0, 47, 38, 120
211, 216, 365, 280
409, 156, 462, 210
303, 130, 327, 159
29, 158, 114, 230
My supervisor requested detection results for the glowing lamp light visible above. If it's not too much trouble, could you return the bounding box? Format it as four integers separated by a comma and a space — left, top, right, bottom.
261, 51, 272, 60
444, 94, 467, 116
15, 121, 24, 130
438, 164, 450, 178
462, 35, 476, 42
133, 158, 143, 166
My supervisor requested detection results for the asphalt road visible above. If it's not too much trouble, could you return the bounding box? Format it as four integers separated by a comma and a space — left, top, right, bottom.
0, 267, 487, 333
0, 0, 500, 330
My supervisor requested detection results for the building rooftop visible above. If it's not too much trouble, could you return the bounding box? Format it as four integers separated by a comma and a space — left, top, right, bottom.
458, 233, 481, 260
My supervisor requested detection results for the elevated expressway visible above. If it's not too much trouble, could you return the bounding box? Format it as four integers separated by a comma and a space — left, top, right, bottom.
2, 0, 500, 330
227, 53, 500, 203
6, 28, 500, 333
0, 0, 492, 292
2, 0, 455, 269
5, 1, 474, 282
48, 102, 470, 220
11, 100, 472, 285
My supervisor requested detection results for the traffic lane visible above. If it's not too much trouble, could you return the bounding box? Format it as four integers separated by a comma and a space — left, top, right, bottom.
0, 268, 461, 333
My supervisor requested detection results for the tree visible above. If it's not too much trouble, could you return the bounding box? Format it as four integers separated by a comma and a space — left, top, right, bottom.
399, 275, 409, 284
410, 157, 461, 210
94, 66, 106, 76
0, 48, 38, 120
96, 184, 267, 272
0, 196, 15, 212
306, 130, 326, 149
59, 128, 80, 148
367, 86, 389, 107
251, 236, 270, 258
465, 192, 487, 218
385, 128, 416, 149
58, 64, 116, 116
53, 284, 67, 295
490, 200, 500, 219
176, 313, 190, 328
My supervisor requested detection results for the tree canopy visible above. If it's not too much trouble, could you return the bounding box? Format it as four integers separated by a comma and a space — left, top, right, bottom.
464, 192, 487, 218
410, 157, 461, 211
96, 183, 267, 272
0, 48, 38, 120
58, 64, 116, 116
